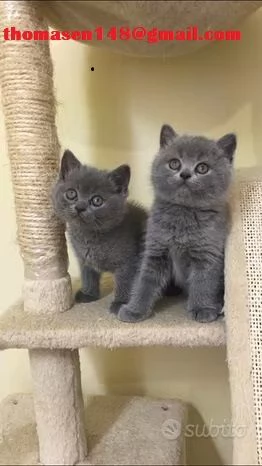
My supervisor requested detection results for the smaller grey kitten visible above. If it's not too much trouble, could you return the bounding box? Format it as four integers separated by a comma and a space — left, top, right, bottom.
118, 124, 236, 324
52, 150, 147, 314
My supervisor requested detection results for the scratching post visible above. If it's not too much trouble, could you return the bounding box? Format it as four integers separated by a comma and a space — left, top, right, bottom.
29, 350, 87, 465
0, 0, 71, 309
0, 1, 87, 464
225, 169, 262, 465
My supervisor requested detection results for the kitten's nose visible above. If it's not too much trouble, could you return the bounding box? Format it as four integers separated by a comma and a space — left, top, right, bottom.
75, 202, 86, 214
180, 170, 191, 180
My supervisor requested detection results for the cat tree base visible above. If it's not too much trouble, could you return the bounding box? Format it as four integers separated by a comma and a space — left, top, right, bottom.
0, 393, 187, 465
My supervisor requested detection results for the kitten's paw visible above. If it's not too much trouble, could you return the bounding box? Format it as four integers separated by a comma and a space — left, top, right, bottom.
190, 307, 220, 323
109, 300, 126, 315
117, 305, 151, 323
75, 290, 99, 304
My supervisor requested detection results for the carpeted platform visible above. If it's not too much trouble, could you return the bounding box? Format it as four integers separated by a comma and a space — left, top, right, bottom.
0, 277, 225, 350
0, 393, 187, 465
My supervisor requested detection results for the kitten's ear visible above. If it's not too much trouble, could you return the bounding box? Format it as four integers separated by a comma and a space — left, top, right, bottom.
108, 164, 131, 195
60, 149, 81, 180
217, 133, 237, 163
160, 124, 177, 148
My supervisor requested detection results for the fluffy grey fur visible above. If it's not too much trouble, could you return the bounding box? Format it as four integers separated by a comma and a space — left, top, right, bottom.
118, 124, 236, 323
52, 150, 147, 314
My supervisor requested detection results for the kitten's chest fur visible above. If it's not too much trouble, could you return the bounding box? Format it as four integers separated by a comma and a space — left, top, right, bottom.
158, 205, 217, 250
169, 209, 205, 276
154, 203, 226, 284
68, 226, 121, 272
67, 205, 146, 273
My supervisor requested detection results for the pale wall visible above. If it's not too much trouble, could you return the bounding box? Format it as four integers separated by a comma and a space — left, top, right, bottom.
1, 8, 262, 465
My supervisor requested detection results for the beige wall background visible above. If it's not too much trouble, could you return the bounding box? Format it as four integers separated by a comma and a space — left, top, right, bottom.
1, 8, 262, 465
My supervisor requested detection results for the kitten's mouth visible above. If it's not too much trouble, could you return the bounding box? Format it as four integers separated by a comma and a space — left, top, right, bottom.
166, 177, 191, 192
79, 213, 88, 221
75, 211, 87, 222
179, 179, 191, 189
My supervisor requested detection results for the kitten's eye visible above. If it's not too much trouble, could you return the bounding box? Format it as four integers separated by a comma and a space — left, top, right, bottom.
168, 159, 181, 171
195, 163, 209, 175
90, 195, 104, 207
65, 188, 78, 201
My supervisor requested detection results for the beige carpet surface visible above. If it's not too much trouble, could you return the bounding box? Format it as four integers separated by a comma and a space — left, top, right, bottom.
0, 280, 225, 350
0, 393, 187, 465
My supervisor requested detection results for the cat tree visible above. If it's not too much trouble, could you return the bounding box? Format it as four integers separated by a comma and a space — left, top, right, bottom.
0, 1, 262, 465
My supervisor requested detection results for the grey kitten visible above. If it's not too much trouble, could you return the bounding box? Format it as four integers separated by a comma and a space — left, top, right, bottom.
118, 124, 236, 323
52, 150, 147, 314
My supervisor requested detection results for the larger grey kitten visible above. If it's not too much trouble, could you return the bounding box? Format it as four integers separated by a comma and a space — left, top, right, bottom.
52, 150, 147, 314
118, 124, 236, 323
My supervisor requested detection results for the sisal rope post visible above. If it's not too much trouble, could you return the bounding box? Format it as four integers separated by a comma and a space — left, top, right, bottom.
0, 0, 72, 313
0, 2, 87, 464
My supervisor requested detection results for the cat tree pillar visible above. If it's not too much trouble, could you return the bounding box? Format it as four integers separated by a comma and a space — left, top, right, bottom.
0, 1, 87, 464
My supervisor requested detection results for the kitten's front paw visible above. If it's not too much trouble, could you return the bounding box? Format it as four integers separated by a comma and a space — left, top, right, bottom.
190, 307, 220, 323
109, 300, 126, 315
75, 289, 99, 304
117, 305, 151, 323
